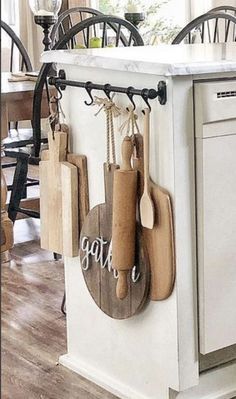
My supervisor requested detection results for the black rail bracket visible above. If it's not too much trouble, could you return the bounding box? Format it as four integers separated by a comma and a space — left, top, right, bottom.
157, 80, 167, 105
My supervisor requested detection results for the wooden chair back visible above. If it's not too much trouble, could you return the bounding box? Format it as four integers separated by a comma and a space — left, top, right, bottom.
172, 12, 236, 44
1, 20, 32, 72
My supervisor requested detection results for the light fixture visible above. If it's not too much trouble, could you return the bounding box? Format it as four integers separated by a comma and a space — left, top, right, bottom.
29, 0, 62, 51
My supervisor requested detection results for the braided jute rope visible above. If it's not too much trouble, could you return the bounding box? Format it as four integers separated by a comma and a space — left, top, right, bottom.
94, 95, 121, 169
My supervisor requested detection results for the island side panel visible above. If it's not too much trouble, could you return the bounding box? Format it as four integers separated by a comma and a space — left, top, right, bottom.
61, 65, 180, 399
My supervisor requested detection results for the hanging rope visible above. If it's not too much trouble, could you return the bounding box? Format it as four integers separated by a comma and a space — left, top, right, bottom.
48, 95, 67, 142
94, 95, 121, 169
119, 106, 141, 139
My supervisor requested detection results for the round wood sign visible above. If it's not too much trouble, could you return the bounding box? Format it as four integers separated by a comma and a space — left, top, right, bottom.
79, 164, 150, 319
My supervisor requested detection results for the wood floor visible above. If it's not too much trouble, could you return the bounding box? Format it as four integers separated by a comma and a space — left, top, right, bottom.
1, 218, 118, 399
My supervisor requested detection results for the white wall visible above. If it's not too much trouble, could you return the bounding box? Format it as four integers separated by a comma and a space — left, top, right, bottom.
212, 0, 236, 7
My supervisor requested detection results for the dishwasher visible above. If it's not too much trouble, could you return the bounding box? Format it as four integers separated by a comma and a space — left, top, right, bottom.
194, 79, 236, 371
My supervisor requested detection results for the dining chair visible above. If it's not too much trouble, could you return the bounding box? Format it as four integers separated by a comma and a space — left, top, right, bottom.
1, 20, 33, 73
1, 20, 42, 152
172, 12, 236, 44
1, 21, 38, 208
50, 6, 103, 46
1, 20, 33, 139
208, 6, 236, 16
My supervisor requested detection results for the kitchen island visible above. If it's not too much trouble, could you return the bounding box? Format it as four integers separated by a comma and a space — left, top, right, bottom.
42, 43, 236, 399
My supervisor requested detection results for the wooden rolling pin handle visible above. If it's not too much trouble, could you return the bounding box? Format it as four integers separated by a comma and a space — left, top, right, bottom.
121, 136, 133, 171
113, 136, 137, 300
116, 271, 129, 300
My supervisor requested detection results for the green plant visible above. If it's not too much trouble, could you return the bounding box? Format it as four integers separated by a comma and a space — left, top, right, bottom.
99, 0, 180, 43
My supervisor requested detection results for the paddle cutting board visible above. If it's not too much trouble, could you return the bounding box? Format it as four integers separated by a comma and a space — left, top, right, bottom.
40, 130, 79, 257
134, 133, 175, 300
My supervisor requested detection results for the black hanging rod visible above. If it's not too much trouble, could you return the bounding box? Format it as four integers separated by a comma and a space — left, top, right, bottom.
48, 69, 167, 109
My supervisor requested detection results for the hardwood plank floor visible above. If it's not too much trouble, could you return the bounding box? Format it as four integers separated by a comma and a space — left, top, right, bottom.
1, 219, 118, 399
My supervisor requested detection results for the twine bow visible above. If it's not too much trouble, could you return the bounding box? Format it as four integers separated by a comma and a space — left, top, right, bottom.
94, 95, 121, 169
48, 96, 66, 138
119, 106, 141, 138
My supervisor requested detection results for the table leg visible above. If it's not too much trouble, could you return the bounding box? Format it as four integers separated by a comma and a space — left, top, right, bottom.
1, 169, 13, 257
1, 101, 9, 140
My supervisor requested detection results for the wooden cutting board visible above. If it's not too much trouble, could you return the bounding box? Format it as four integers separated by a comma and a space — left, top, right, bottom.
67, 153, 89, 236
80, 164, 150, 319
134, 134, 175, 300
41, 151, 89, 241
40, 130, 79, 257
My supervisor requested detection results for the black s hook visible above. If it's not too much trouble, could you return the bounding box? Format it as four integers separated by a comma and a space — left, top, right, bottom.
84, 81, 94, 106
55, 84, 63, 101
141, 88, 151, 112
126, 86, 136, 110
103, 83, 112, 100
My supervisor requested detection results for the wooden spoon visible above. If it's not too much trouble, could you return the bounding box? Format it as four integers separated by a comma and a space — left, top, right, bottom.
140, 108, 154, 229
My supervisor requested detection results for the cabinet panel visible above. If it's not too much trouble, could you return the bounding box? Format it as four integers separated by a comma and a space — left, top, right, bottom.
194, 80, 236, 138
196, 133, 236, 354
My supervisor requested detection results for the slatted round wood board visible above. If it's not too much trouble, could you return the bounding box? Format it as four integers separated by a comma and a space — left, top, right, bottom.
79, 164, 150, 319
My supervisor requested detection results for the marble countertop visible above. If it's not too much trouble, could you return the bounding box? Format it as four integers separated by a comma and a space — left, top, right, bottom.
41, 43, 236, 77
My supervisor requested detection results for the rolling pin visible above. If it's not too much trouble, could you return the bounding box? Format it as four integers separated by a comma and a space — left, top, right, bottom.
112, 136, 137, 300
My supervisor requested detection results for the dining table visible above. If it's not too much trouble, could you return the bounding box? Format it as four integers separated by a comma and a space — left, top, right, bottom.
1, 72, 50, 140
1, 72, 50, 252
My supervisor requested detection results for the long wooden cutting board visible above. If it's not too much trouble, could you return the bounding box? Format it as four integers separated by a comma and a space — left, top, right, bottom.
40, 130, 79, 257
134, 133, 175, 300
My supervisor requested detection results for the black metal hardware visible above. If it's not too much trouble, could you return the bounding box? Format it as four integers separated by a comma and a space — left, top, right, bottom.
141, 88, 151, 111
103, 83, 112, 100
34, 15, 56, 51
58, 69, 67, 90
2, 162, 17, 168
48, 70, 167, 110
126, 86, 136, 110
84, 81, 94, 106
157, 81, 167, 105
55, 84, 63, 101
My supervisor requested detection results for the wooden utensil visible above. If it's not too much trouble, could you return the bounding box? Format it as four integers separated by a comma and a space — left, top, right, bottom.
80, 164, 149, 319
112, 136, 137, 300
40, 129, 78, 256
134, 133, 175, 300
140, 108, 154, 229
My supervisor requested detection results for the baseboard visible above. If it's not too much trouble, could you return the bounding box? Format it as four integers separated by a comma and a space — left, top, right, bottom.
170, 362, 236, 399
60, 354, 236, 399
59, 353, 152, 399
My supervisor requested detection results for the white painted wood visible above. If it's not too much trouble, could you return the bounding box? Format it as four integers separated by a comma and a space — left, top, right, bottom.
60, 354, 157, 399
194, 80, 236, 138
169, 362, 236, 399
62, 67, 180, 399
60, 67, 200, 396
60, 355, 236, 399
195, 79, 236, 354
196, 133, 236, 354
171, 76, 199, 389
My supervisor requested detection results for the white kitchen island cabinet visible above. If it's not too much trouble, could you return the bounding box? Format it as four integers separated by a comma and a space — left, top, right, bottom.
42, 44, 236, 399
